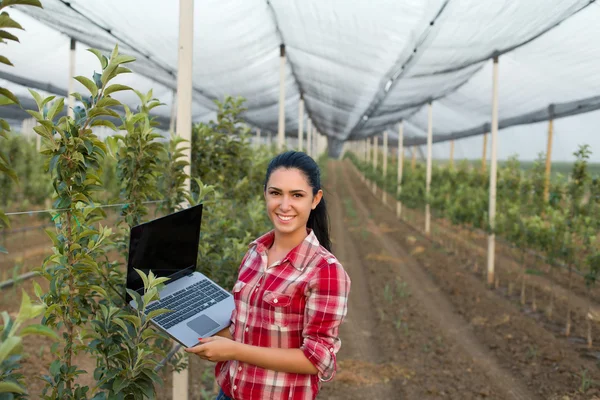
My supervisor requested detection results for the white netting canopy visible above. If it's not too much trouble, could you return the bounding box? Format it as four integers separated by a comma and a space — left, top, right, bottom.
2, 0, 600, 160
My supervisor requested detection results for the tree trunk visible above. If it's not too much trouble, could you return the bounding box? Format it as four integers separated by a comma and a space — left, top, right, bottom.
587, 288, 593, 349
520, 251, 527, 306
546, 266, 555, 319
566, 265, 573, 337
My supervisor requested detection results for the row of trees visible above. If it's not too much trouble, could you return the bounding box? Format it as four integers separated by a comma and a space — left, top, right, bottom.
0, 29, 274, 398
346, 147, 600, 346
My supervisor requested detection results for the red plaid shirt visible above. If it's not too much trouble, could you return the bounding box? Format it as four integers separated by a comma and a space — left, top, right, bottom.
215, 229, 351, 400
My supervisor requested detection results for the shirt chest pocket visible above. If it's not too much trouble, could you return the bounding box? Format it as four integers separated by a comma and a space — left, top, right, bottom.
262, 291, 302, 328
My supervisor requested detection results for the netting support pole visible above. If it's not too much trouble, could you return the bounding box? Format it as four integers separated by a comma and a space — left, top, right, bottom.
425, 102, 433, 236
411, 147, 416, 171
169, 90, 177, 134
277, 44, 286, 151
482, 132, 488, 173
173, 0, 194, 394
365, 137, 370, 185
382, 130, 388, 205
544, 106, 555, 202
372, 136, 378, 195
67, 38, 76, 119
307, 119, 312, 157
449, 140, 455, 168
397, 121, 404, 218
256, 128, 261, 148
487, 56, 500, 287
176, 0, 194, 201
298, 94, 304, 152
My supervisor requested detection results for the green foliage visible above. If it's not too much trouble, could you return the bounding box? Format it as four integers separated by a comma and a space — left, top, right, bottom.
190, 96, 274, 289
111, 90, 165, 230
157, 132, 189, 215
87, 269, 171, 400
26, 44, 147, 399
0, 291, 55, 398
0, 0, 43, 249
0, 133, 53, 209
345, 144, 600, 286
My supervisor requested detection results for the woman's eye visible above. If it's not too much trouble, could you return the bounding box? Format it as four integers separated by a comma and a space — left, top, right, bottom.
270, 191, 279, 196
294, 193, 303, 198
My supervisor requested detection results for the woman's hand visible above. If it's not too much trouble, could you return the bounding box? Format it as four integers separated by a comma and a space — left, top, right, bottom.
184, 336, 239, 362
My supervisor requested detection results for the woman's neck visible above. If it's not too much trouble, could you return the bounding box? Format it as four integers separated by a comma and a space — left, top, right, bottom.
271, 228, 308, 253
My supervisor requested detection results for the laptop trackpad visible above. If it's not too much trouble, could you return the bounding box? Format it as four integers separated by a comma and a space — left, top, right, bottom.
187, 315, 220, 336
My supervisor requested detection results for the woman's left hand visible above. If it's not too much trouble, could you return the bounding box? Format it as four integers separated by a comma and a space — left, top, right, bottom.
184, 336, 239, 362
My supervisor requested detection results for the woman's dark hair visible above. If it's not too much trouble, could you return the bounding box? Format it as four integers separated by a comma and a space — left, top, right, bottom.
264, 151, 331, 251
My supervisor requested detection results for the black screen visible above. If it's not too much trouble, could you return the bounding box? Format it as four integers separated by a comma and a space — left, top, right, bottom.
126, 204, 203, 296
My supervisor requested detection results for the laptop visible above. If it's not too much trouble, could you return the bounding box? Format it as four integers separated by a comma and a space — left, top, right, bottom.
125, 203, 235, 348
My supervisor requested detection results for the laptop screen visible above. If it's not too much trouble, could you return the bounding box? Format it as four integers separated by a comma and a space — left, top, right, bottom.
126, 204, 203, 296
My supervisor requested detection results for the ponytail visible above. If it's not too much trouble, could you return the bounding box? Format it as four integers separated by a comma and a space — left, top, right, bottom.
308, 195, 331, 252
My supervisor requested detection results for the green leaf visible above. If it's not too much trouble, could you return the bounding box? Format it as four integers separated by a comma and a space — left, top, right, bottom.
20, 324, 59, 340
0, 87, 19, 105
89, 285, 107, 298
0, 336, 21, 364
95, 97, 121, 108
0, 55, 13, 66
102, 84, 132, 97
1, 0, 42, 9
0, 29, 19, 42
90, 119, 117, 131
112, 54, 136, 65
74, 76, 98, 98
0, 381, 26, 394
0, 210, 9, 228
120, 314, 141, 327
146, 308, 172, 320
87, 48, 108, 69
46, 97, 64, 121
0, 13, 23, 30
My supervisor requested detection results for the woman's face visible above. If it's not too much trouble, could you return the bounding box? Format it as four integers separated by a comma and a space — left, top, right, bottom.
264, 167, 323, 238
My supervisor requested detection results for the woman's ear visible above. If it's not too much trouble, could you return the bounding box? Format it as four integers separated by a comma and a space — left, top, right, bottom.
312, 189, 323, 210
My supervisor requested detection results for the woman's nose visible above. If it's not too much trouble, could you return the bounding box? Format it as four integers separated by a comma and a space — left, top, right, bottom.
279, 195, 292, 211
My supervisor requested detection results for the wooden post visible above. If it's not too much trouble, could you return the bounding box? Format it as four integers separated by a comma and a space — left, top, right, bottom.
169, 89, 177, 134
382, 130, 388, 204
425, 102, 433, 236
449, 140, 455, 168
298, 94, 304, 152
544, 106, 555, 202
67, 38, 76, 119
487, 56, 500, 287
411, 147, 416, 171
277, 44, 286, 150
306, 119, 312, 157
174, 0, 193, 397
482, 132, 488, 173
397, 122, 404, 218
372, 136, 378, 195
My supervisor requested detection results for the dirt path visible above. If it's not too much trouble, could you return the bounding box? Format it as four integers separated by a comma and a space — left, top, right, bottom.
333, 161, 537, 400
319, 161, 405, 399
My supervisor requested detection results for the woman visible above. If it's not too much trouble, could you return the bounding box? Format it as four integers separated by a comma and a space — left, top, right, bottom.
186, 151, 351, 400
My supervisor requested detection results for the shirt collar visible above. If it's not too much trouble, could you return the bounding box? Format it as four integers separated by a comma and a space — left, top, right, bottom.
249, 229, 321, 271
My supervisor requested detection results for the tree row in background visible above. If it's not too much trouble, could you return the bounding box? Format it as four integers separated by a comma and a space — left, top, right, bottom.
345, 146, 600, 347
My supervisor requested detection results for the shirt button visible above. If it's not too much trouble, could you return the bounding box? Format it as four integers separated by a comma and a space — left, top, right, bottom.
233, 385, 237, 390
245, 327, 249, 332
238, 367, 242, 372
273, 298, 278, 304
329, 348, 334, 353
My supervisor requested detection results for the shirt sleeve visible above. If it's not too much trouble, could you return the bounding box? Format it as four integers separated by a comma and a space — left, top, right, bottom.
301, 260, 351, 382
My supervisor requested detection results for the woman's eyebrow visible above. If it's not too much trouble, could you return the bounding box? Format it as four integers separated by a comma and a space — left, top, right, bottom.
267, 186, 307, 194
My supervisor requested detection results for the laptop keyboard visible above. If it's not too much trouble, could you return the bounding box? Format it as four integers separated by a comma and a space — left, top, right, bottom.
147, 279, 229, 329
